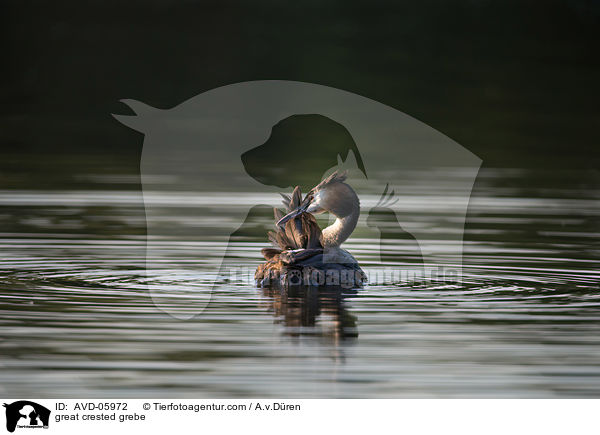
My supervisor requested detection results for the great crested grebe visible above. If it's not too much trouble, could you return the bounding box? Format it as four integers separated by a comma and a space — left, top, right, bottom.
255, 171, 366, 288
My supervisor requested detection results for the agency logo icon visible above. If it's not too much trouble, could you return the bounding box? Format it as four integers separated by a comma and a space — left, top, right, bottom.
3, 401, 50, 433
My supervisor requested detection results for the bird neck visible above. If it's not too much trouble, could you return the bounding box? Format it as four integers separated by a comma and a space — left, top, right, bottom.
322, 208, 360, 248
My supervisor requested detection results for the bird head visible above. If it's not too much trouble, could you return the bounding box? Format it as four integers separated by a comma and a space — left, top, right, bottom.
277, 171, 359, 228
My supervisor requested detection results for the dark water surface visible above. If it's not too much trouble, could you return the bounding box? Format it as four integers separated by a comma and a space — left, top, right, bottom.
1, 168, 599, 398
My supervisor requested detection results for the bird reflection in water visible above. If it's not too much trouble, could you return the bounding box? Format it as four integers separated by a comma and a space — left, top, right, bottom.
259, 286, 359, 345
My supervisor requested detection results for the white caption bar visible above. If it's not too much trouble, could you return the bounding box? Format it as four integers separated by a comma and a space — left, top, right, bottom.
1, 399, 597, 435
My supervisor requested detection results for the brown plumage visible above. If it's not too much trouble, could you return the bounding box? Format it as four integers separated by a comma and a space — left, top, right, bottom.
255, 172, 366, 289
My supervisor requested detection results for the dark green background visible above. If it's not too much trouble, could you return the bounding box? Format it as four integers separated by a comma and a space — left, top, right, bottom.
2, 0, 599, 188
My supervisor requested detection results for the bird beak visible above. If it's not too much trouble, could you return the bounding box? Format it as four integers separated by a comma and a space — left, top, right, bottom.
276, 204, 307, 229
